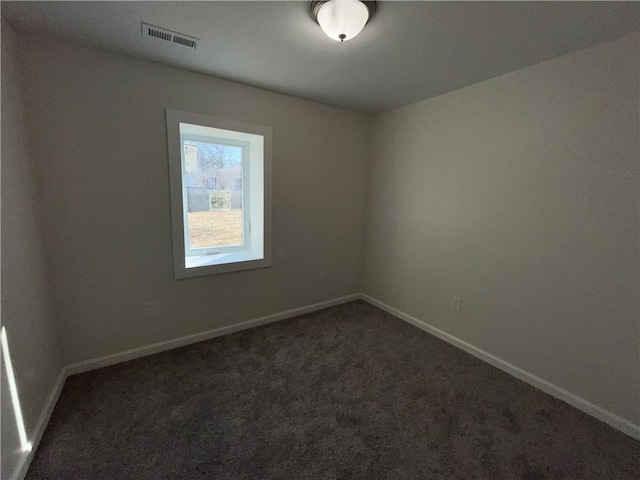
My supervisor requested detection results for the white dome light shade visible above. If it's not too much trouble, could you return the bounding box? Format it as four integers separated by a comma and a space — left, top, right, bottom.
316, 0, 370, 42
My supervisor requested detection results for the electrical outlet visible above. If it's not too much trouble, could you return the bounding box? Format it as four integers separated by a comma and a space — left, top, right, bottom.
144, 301, 156, 317
451, 296, 462, 312
317, 271, 326, 284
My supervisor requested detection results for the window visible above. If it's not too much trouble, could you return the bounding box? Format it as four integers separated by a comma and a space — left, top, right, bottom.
166, 109, 272, 279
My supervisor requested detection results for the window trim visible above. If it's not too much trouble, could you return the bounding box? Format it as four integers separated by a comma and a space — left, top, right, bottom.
166, 109, 272, 279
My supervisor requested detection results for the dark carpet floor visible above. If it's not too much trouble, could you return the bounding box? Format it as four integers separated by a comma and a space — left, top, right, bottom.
27, 301, 639, 479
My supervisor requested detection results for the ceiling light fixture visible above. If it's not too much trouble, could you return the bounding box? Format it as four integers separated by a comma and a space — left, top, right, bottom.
311, 0, 377, 42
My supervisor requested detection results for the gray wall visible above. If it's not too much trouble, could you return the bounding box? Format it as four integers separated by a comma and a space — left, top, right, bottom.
19, 35, 371, 365
1, 21, 64, 477
364, 32, 640, 425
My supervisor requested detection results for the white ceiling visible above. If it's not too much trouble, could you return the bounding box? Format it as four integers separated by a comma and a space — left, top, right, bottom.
3, 1, 639, 114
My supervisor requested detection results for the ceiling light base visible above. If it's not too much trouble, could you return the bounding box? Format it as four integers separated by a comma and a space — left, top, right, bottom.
310, 1, 378, 20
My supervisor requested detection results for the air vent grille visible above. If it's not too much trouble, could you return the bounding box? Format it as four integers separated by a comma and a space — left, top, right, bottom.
173, 36, 198, 49
141, 22, 199, 50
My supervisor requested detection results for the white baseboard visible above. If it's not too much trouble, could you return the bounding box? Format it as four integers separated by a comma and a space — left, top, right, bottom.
65, 293, 361, 376
10, 370, 66, 480
361, 294, 640, 441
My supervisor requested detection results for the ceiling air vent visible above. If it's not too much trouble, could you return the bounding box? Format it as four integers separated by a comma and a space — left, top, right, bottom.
141, 22, 199, 50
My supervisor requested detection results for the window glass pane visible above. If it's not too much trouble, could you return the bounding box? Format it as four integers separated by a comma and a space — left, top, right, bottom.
183, 140, 244, 250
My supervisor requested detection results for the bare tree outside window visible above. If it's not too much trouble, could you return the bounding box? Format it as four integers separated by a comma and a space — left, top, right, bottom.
198, 143, 240, 172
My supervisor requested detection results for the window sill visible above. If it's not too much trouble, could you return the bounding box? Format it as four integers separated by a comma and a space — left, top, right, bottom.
176, 250, 270, 279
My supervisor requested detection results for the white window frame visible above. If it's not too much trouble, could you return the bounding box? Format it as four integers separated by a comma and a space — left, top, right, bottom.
166, 109, 272, 279
181, 135, 249, 257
